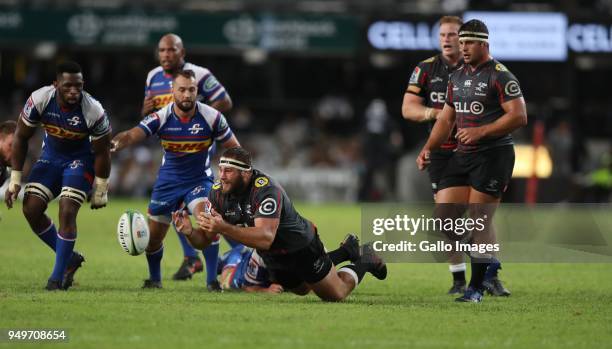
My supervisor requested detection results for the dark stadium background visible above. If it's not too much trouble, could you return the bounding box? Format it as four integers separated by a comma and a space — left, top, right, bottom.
0, 0, 611, 204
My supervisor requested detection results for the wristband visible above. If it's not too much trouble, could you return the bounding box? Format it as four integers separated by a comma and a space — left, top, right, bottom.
9, 170, 21, 191
94, 177, 109, 191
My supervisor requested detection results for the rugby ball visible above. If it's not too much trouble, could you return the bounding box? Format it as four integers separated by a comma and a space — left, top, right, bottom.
117, 210, 149, 256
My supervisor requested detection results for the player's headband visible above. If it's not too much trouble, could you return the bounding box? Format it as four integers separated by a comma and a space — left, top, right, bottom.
459, 30, 489, 43
219, 157, 252, 171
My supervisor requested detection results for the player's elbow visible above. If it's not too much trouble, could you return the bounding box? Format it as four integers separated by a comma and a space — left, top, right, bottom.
401, 105, 419, 122
255, 229, 275, 250
514, 111, 528, 127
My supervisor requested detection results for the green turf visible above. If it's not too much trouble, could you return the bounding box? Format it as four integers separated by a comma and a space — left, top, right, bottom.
1, 200, 611, 349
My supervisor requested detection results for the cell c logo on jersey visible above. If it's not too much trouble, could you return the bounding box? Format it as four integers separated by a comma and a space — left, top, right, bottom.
504, 81, 521, 97
470, 101, 484, 115
258, 198, 277, 215
430, 92, 445, 103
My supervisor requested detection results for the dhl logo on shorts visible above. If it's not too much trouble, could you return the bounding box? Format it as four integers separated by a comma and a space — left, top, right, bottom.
161, 139, 212, 153
153, 94, 173, 109
43, 123, 87, 140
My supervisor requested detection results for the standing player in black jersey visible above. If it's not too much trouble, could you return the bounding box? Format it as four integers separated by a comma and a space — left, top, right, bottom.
173, 147, 387, 301
417, 19, 527, 302
402, 16, 470, 295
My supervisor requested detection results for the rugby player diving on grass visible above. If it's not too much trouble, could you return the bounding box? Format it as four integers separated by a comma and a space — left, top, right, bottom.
172, 147, 387, 301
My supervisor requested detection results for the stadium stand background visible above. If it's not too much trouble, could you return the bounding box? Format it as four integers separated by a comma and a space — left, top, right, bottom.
0, 0, 611, 203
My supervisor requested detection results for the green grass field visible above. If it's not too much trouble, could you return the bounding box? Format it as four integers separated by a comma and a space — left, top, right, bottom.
1, 200, 611, 349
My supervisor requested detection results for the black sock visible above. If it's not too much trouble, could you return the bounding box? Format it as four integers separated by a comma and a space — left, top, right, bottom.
469, 259, 490, 291
327, 246, 350, 265
452, 271, 466, 283
342, 263, 367, 283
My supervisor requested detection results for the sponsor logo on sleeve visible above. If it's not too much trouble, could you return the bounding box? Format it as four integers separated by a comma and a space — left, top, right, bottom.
203, 76, 220, 92
258, 197, 277, 215
91, 115, 110, 135
495, 63, 508, 72
23, 98, 34, 117
504, 81, 521, 97
409, 67, 421, 85
255, 177, 269, 188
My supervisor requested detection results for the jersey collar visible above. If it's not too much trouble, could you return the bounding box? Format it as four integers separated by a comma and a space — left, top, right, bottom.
465, 57, 493, 75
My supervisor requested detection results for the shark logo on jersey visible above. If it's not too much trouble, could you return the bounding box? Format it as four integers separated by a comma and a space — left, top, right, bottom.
504, 81, 521, 97
258, 198, 277, 215
188, 123, 204, 134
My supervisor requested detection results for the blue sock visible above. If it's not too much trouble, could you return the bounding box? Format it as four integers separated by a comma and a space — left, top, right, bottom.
203, 241, 220, 285
146, 246, 164, 282
484, 259, 501, 281
50, 232, 76, 282
36, 221, 58, 251
176, 228, 198, 258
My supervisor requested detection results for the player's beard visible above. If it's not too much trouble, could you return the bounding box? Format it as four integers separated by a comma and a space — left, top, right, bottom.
223, 175, 248, 195
176, 100, 195, 112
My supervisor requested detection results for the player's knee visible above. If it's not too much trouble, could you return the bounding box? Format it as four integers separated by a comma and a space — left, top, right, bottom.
59, 187, 87, 207
22, 202, 43, 221
319, 289, 346, 302
146, 239, 163, 252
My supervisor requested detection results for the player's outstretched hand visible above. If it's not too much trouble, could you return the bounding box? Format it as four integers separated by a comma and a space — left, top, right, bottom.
5, 171, 22, 209
265, 284, 284, 294
90, 177, 108, 209
110, 132, 128, 153
142, 96, 155, 116
197, 209, 225, 235
172, 210, 193, 236
4, 185, 20, 209
416, 148, 431, 171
